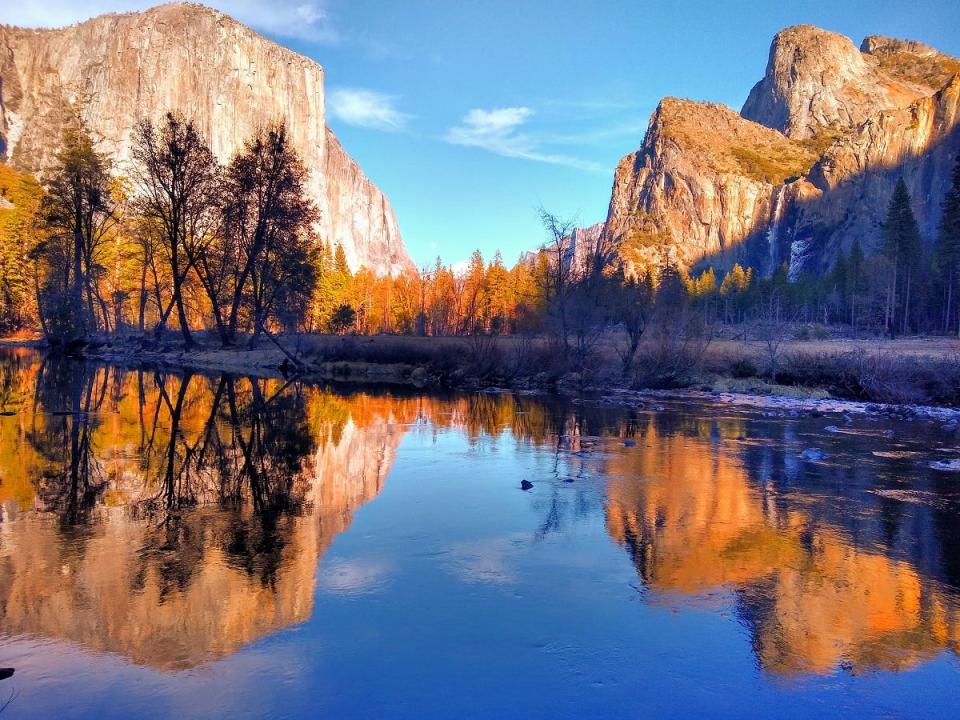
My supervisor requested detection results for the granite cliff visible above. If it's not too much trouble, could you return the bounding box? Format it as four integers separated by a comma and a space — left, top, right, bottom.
602, 25, 960, 278
0, 2, 412, 275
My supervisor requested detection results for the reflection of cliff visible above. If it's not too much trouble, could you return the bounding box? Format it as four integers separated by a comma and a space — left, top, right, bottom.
4, 368, 959, 678
604, 419, 960, 675
0, 363, 404, 670
0, 510, 317, 671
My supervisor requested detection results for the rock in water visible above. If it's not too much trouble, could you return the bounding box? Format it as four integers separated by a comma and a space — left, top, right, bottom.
0, 4, 413, 276
520, 479, 534, 491
801, 448, 827, 461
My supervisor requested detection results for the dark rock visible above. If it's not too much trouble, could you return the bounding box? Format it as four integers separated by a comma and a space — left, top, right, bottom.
520, 479, 534, 491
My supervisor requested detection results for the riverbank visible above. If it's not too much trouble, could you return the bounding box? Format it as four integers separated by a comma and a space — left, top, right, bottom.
3, 333, 959, 418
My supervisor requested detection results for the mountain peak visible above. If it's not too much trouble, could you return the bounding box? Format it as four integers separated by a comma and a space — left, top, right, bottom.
742, 25, 881, 139
0, 3, 412, 275
742, 25, 958, 140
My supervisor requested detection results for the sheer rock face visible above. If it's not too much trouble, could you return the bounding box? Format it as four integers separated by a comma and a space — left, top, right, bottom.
786, 75, 960, 274
740, 25, 928, 140
603, 24, 960, 278
323, 127, 408, 275
558, 222, 605, 277
603, 98, 817, 277
0, 2, 412, 274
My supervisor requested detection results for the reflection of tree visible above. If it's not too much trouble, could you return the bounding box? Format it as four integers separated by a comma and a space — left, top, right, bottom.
22, 362, 320, 593
0, 359, 397, 670
128, 372, 317, 590
11, 365, 960, 678
28, 357, 109, 525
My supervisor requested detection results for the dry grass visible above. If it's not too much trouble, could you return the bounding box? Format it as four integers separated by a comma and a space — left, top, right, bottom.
872, 51, 960, 92
42, 330, 960, 406
656, 99, 819, 184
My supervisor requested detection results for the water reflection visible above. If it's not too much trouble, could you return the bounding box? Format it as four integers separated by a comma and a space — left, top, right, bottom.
603, 417, 960, 674
0, 349, 959, 684
0, 352, 400, 670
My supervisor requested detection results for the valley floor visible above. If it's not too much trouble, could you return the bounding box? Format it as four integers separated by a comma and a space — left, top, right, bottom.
2, 332, 959, 412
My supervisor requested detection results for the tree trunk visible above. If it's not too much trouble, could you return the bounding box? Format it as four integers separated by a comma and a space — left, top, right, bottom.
73, 225, 86, 341
170, 248, 193, 349
138, 262, 148, 333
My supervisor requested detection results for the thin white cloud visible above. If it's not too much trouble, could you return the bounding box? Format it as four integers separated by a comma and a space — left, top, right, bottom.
0, 0, 339, 43
542, 120, 651, 147
445, 106, 604, 172
328, 88, 412, 132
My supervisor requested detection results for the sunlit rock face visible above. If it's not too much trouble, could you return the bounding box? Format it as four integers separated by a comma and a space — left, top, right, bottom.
740, 26, 938, 140
0, 368, 404, 671
602, 25, 960, 278
603, 99, 817, 278
603, 419, 960, 675
323, 127, 409, 276
521, 222, 607, 277
0, 3, 412, 275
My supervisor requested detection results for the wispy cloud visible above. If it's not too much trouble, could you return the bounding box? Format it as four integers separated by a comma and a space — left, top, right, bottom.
541, 120, 650, 147
0, 1, 339, 43
328, 88, 412, 132
445, 107, 603, 172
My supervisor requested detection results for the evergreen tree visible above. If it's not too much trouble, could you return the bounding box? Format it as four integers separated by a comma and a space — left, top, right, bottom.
830, 250, 849, 322
0, 165, 43, 332
847, 239, 866, 328
881, 178, 923, 337
935, 155, 960, 335
39, 114, 118, 342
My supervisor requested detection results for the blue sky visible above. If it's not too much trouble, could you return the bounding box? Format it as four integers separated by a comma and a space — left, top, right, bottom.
5, 1, 960, 267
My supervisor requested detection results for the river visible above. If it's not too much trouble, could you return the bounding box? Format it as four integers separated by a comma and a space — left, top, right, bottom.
0, 349, 958, 718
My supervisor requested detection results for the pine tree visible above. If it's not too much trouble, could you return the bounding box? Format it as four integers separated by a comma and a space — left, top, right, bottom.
881, 178, 923, 337
936, 155, 960, 335
40, 115, 117, 342
847, 239, 866, 328
830, 250, 849, 322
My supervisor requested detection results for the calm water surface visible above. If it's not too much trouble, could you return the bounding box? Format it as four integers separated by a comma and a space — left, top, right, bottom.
0, 349, 959, 718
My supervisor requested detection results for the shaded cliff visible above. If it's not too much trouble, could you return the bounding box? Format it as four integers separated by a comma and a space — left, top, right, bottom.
0, 2, 412, 274
603, 25, 960, 278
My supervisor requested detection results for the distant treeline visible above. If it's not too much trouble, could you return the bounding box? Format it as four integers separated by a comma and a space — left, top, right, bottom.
0, 108, 958, 351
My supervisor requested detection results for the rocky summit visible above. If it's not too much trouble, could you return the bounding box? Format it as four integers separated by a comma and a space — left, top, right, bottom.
0, 2, 412, 275
601, 24, 960, 279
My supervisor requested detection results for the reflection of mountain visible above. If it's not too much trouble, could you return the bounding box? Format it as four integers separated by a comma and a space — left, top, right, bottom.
0, 359, 404, 671
3, 364, 959, 679
604, 417, 960, 675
